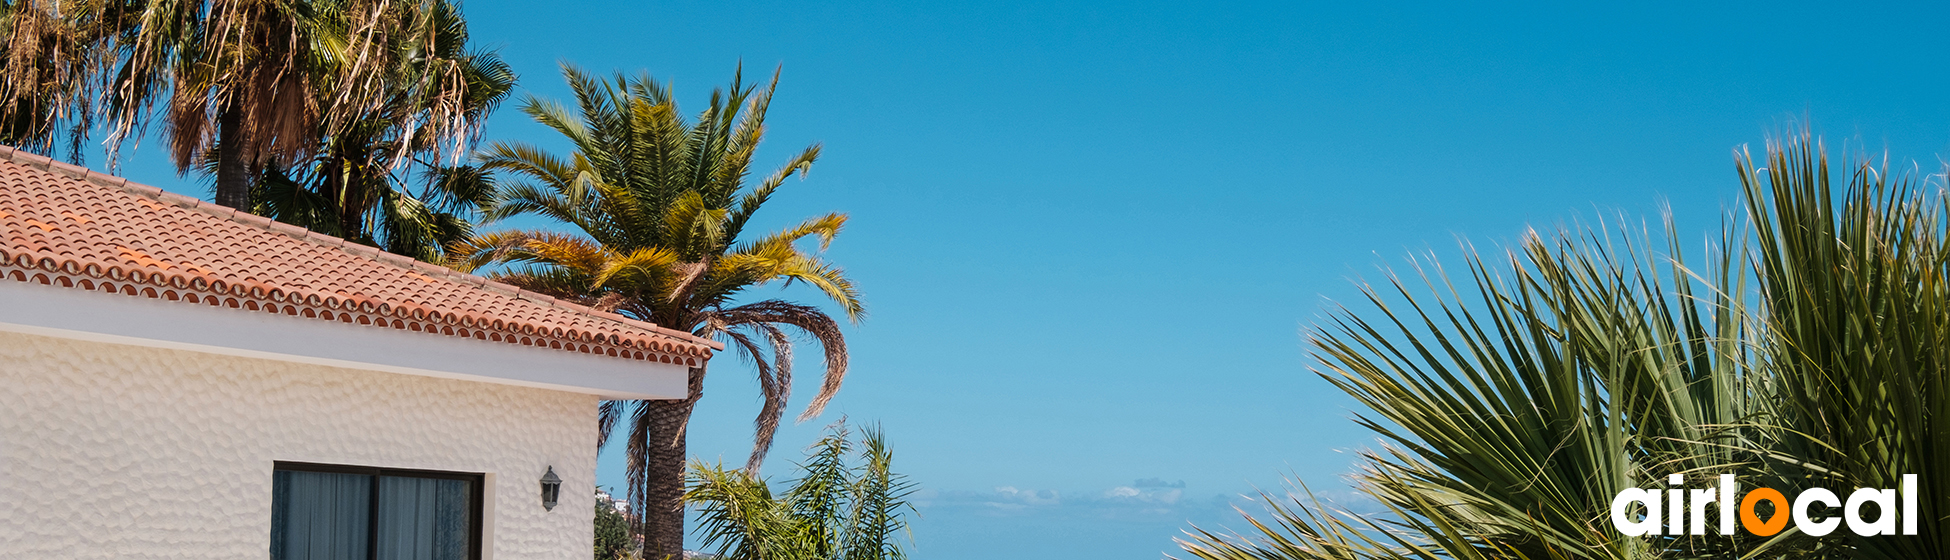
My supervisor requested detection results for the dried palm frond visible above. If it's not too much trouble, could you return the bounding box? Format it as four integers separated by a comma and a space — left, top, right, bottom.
0, 0, 104, 160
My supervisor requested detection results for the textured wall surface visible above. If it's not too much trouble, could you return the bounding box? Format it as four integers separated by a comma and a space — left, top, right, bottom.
0, 330, 599, 559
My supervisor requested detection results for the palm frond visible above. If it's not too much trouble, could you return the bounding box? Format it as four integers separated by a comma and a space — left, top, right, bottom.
686, 422, 914, 560
717, 300, 850, 423
480, 140, 582, 194
1737, 131, 1950, 560
842, 425, 915, 560
446, 229, 557, 271
1199, 209, 1752, 560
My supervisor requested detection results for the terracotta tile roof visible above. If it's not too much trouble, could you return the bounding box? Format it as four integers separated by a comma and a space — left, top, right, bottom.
0, 147, 719, 366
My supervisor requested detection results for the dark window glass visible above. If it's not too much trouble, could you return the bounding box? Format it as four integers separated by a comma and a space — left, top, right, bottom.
272, 471, 372, 560
271, 464, 482, 560
376, 476, 474, 560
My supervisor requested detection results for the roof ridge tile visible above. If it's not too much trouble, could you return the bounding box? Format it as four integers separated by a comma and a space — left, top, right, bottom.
376, 252, 414, 267
266, 221, 309, 238
153, 190, 205, 210
8, 148, 51, 170
230, 212, 275, 229
87, 175, 131, 190
409, 258, 455, 278
479, 279, 523, 297
45, 158, 90, 179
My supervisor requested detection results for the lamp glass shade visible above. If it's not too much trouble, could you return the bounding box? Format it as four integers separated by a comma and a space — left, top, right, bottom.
540, 466, 562, 511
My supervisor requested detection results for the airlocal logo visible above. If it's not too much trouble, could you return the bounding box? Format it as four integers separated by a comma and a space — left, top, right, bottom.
1610, 474, 1919, 537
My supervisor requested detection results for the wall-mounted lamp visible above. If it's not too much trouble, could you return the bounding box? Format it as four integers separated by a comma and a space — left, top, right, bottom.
540, 466, 562, 511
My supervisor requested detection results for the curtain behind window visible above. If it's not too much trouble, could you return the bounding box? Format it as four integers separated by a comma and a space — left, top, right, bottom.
376, 476, 473, 560
272, 471, 373, 560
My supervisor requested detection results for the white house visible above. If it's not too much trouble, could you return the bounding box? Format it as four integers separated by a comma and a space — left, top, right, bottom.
0, 147, 717, 559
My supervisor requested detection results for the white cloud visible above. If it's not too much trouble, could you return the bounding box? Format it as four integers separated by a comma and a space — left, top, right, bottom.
914, 478, 1228, 519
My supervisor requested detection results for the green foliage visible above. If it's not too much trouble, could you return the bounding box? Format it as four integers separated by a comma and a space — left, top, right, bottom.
455, 64, 862, 557
454, 63, 861, 332
1178, 131, 1949, 560
1, 0, 514, 211
454, 61, 861, 498
687, 423, 915, 560
0, 0, 101, 161
241, 0, 514, 262
1737, 134, 1950, 559
89, 0, 509, 170
596, 491, 636, 560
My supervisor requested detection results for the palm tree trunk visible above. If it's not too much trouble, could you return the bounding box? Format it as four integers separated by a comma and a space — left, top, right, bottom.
214, 106, 251, 210
637, 367, 704, 560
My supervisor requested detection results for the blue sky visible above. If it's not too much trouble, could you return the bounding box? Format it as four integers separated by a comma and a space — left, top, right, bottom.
101, 1, 1950, 558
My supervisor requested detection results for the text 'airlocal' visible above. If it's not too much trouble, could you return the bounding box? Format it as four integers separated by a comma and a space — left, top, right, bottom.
1610, 474, 1918, 537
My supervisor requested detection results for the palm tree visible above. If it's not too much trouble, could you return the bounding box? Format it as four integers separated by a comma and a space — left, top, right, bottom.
1176, 132, 1950, 560
0, 0, 102, 162
1203, 220, 1757, 560
247, 0, 513, 261
1177, 187, 1764, 559
450, 64, 862, 560
95, 0, 498, 210
687, 423, 915, 560
1737, 134, 1950, 560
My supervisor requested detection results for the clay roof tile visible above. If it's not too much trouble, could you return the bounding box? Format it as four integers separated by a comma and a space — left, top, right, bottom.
0, 153, 721, 361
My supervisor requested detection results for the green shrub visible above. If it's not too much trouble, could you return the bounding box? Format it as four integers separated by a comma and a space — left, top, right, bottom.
596, 491, 635, 560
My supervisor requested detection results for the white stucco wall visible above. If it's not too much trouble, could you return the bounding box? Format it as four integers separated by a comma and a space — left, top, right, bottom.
0, 330, 599, 559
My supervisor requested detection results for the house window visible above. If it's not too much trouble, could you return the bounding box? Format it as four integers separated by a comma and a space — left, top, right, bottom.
271, 462, 484, 560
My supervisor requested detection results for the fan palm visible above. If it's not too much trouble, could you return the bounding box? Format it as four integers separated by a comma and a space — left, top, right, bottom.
1178, 132, 1950, 560
95, 0, 499, 209
1738, 133, 1950, 560
1180, 188, 1764, 559
687, 423, 915, 560
246, 0, 512, 261
450, 64, 862, 560
0, 0, 101, 161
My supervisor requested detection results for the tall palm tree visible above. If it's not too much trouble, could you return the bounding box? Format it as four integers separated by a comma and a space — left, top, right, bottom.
96, 0, 497, 210
247, 0, 513, 261
450, 64, 862, 560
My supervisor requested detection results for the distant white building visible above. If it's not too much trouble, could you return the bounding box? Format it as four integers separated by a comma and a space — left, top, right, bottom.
596, 490, 630, 514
